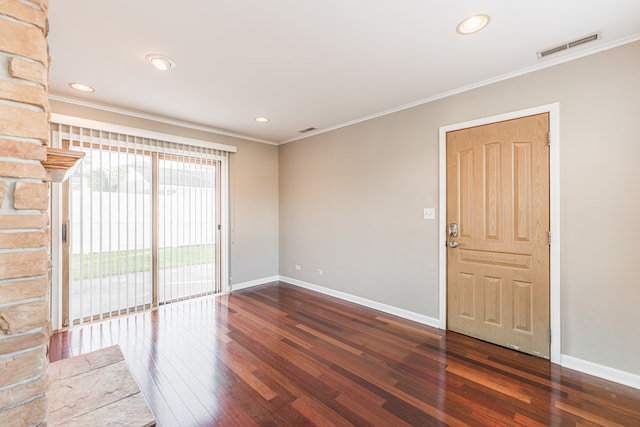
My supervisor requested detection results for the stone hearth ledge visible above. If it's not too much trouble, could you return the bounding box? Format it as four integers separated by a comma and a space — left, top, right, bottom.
48, 345, 155, 426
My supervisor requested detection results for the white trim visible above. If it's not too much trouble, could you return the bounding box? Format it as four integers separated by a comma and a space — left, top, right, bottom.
51, 35, 640, 147
561, 355, 640, 390
50, 113, 238, 153
280, 276, 440, 328
548, 107, 561, 363
50, 133, 63, 331
231, 276, 280, 291
227, 275, 640, 391
50, 95, 278, 146
438, 126, 448, 331
438, 103, 561, 364
282, 35, 640, 145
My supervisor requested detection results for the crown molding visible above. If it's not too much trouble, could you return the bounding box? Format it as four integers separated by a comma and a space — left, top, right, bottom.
48, 94, 279, 146
281, 33, 640, 145
49, 34, 640, 147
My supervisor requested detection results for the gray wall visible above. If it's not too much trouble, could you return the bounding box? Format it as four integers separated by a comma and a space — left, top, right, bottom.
50, 41, 640, 377
50, 100, 280, 286
278, 41, 640, 375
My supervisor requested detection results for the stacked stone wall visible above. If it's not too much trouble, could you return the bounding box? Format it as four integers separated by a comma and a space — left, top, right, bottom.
0, 1, 51, 425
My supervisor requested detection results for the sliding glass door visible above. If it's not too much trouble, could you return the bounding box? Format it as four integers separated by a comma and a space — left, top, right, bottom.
67, 144, 154, 322
59, 129, 224, 326
157, 156, 220, 304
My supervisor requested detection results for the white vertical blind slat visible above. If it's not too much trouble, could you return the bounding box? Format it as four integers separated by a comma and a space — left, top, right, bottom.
98, 130, 103, 321
107, 132, 112, 315
78, 126, 86, 325
116, 136, 121, 315
133, 138, 139, 312
88, 130, 93, 322
125, 134, 131, 315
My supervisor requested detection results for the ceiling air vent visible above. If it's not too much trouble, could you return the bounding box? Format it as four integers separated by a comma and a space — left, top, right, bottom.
298, 127, 317, 133
537, 32, 601, 59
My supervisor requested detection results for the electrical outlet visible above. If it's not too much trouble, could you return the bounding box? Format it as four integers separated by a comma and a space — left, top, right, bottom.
294, 264, 301, 271
315, 268, 323, 275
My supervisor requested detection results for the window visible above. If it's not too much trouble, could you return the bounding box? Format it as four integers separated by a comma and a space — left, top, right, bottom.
51, 116, 234, 326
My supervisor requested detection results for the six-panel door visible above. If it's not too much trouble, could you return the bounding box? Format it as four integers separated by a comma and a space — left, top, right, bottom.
446, 113, 550, 358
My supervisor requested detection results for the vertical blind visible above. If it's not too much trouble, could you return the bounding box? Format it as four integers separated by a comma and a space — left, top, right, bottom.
51, 121, 232, 324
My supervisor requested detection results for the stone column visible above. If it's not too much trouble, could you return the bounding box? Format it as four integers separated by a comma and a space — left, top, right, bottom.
0, 1, 51, 426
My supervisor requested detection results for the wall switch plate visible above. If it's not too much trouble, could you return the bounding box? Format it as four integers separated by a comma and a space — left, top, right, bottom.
294, 265, 301, 271
423, 208, 435, 220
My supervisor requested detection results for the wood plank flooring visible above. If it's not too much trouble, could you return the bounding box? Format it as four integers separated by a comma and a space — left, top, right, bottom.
49, 282, 640, 426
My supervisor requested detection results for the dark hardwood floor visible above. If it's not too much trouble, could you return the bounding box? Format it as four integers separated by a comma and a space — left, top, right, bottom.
49, 282, 640, 426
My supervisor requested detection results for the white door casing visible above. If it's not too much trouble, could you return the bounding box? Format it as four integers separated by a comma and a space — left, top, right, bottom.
438, 103, 561, 363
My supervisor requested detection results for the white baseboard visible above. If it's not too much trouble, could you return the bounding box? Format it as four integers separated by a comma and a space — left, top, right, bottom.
561, 354, 640, 390
279, 276, 440, 328
230, 276, 279, 291
231, 276, 639, 391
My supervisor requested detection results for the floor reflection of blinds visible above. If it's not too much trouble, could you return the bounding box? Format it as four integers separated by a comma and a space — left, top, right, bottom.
52, 122, 230, 324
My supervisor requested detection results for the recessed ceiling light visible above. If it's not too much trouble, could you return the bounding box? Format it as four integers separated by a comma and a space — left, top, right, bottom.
69, 82, 95, 92
457, 14, 491, 35
255, 117, 270, 123
145, 54, 176, 71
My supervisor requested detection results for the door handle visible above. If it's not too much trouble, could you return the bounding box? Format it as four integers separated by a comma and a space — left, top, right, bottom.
449, 241, 464, 248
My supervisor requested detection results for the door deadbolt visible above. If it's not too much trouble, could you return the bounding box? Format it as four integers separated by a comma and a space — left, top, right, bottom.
448, 223, 458, 237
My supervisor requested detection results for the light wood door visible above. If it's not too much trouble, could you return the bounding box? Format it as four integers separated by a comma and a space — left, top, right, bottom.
446, 113, 550, 358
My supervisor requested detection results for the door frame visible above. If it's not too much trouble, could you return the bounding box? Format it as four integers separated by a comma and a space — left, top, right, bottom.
438, 103, 561, 363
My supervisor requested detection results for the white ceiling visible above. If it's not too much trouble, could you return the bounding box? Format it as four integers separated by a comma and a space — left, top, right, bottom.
48, 1, 640, 144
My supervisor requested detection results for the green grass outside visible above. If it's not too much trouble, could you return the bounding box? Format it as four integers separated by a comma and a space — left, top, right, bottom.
71, 244, 214, 280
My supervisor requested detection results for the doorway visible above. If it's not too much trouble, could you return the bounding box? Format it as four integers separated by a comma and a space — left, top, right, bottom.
438, 104, 560, 362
